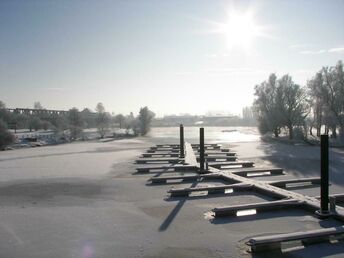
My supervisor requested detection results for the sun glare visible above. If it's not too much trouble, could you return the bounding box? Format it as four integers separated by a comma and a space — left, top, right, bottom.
215, 9, 263, 51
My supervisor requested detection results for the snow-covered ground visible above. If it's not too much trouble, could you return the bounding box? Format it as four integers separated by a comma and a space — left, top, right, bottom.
0, 128, 343, 257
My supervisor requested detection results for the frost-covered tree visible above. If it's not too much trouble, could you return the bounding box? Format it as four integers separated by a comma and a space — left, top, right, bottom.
115, 114, 125, 129
307, 72, 324, 136
0, 101, 5, 109
95, 103, 110, 138
277, 75, 309, 139
0, 119, 14, 150
34, 101, 43, 109
254, 73, 282, 137
68, 108, 84, 140
322, 61, 344, 138
138, 107, 155, 136
254, 74, 309, 139
29, 117, 43, 131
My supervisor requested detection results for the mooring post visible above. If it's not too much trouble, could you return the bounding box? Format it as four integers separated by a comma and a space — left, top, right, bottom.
316, 134, 330, 218
179, 124, 184, 158
199, 127, 205, 172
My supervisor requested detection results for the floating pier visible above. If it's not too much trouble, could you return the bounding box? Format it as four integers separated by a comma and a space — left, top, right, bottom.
135, 127, 344, 253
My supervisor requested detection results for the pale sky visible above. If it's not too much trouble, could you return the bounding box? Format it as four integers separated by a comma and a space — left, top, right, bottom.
1, 0, 344, 117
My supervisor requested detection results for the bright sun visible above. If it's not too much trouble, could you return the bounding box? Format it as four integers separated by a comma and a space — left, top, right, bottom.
215, 9, 263, 51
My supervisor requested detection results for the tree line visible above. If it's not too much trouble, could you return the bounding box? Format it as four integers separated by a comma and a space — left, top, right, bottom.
0, 101, 155, 149
254, 60, 344, 140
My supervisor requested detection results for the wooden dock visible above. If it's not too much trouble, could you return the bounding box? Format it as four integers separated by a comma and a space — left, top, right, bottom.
247, 226, 344, 252
135, 140, 344, 253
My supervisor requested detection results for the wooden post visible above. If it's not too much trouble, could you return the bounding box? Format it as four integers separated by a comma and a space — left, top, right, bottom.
199, 128, 205, 172
179, 124, 184, 158
316, 134, 330, 218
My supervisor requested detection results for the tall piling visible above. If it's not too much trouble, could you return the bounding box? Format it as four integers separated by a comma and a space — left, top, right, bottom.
199, 127, 205, 172
320, 134, 329, 214
316, 134, 330, 218
179, 124, 184, 158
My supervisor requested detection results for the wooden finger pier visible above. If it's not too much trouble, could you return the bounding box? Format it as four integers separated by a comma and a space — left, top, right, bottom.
135, 125, 344, 253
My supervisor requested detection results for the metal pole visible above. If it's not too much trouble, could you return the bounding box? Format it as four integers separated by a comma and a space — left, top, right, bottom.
199, 127, 205, 172
179, 124, 184, 158
320, 134, 329, 214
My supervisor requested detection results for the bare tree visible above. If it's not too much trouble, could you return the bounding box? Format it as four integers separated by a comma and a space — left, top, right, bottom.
95, 103, 110, 138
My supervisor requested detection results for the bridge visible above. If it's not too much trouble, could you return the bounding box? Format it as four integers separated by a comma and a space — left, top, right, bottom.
6, 108, 69, 117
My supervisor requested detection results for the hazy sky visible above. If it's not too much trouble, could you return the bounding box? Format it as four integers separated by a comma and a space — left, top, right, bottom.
1, 0, 343, 117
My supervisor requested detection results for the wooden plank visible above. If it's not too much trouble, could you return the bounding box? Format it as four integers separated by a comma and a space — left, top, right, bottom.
248, 226, 344, 252
150, 173, 221, 184
196, 148, 231, 152
156, 144, 222, 148
209, 161, 254, 168
142, 153, 179, 158
147, 149, 180, 153
203, 152, 236, 156
168, 183, 252, 197
198, 156, 237, 162
184, 142, 198, 166
269, 177, 321, 188
150, 146, 179, 149
151, 175, 199, 183
193, 146, 221, 150
209, 157, 237, 162
229, 168, 284, 177
156, 144, 179, 147
197, 153, 237, 158
151, 144, 221, 150
191, 143, 221, 147
157, 144, 220, 147
149, 147, 179, 151
136, 157, 183, 164
212, 199, 302, 217
136, 164, 197, 173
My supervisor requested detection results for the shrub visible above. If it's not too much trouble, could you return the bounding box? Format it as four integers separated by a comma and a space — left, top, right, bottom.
0, 119, 14, 150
